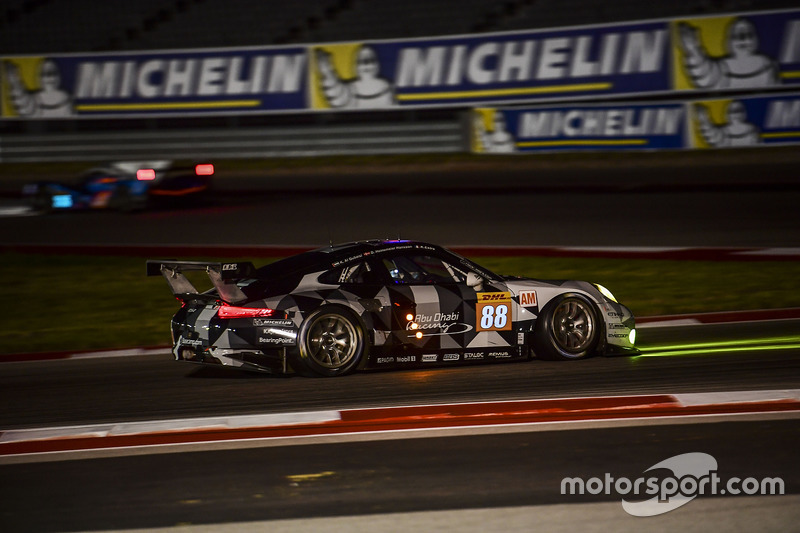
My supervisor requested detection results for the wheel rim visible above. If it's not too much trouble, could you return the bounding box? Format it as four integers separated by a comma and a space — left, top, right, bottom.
306, 314, 358, 369
551, 299, 595, 353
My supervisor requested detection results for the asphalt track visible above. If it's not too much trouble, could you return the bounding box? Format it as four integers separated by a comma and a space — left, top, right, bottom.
1, 156, 798, 531
1, 321, 799, 430
3, 187, 800, 248
1, 420, 798, 532
0, 156, 799, 248
0, 321, 799, 531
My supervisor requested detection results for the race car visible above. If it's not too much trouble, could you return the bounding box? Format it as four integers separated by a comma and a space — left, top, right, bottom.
22, 160, 214, 212
147, 240, 638, 377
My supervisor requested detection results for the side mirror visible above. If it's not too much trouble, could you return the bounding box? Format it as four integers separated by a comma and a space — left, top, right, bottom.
466, 272, 484, 291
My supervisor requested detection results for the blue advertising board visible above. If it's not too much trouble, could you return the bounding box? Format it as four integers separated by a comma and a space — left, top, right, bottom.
671, 10, 800, 92
688, 93, 800, 148
472, 92, 800, 153
309, 21, 670, 111
1, 8, 798, 118
1, 47, 307, 118
472, 103, 686, 153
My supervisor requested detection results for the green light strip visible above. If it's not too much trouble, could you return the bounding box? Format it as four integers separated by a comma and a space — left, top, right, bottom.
637, 335, 800, 357
638, 343, 800, 357
644, 336, 800, 352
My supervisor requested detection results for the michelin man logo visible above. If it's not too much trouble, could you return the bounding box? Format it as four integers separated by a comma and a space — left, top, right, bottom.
4, 59, 75, 117
678, 18, 778, 90
314, 45, 395, 109
694, 100, 760, 148
473, 109, 516, 153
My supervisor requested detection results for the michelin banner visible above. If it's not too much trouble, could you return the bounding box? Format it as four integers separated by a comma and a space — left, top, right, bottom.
472, 92, 800, 153
672, 10, 800, 92
1, 47, 308, 118
689, 93, 800, 148
309, 20, 670, 111
2, 8, 799, 118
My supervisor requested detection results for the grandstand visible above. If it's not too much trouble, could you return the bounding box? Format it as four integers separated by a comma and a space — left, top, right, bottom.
1, 0, 797, 54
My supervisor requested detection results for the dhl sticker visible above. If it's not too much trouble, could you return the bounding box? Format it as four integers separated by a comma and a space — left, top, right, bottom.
477, 292, 511, 302
476, 292, 512, 331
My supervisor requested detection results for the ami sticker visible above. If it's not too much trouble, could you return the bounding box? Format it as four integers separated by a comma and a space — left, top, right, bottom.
476, 292, 512, 331
518, 290, 537, 307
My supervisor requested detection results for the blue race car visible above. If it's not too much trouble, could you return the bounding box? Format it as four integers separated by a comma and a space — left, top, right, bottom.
22, 160, 214, 212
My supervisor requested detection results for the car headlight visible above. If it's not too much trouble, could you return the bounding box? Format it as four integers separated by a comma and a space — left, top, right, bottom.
594, 283, 618, 303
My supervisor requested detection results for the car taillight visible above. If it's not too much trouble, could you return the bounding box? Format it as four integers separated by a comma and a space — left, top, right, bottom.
195, 164, 214, 176
137, 169, 156, 181
217, 304, 276, 319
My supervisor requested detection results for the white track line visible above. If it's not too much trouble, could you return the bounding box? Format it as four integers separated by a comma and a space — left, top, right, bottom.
0, 411, 341, 444
3, 390, 797, 445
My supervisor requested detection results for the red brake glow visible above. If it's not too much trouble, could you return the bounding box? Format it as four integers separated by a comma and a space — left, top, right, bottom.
217, 304, 275, 319
195, 164, 214, 176
137, 169, 156, 181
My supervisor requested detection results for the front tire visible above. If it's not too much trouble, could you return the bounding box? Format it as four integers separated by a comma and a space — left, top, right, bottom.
294, 307, 365, 377
533, 294, 599, 361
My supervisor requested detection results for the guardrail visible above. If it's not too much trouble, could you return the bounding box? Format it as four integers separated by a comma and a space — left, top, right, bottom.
0, 120, 465, 162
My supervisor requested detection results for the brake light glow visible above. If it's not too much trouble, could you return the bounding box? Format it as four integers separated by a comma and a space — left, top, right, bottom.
195, 164, 214, 176
137, 169, 156, 180
217, 304, 276, 319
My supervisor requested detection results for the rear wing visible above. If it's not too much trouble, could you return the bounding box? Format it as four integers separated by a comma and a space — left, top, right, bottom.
146, 260, 256, 304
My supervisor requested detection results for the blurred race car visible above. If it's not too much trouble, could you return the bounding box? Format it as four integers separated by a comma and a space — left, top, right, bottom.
147, 240, 639, 377
22, 160, 214, 212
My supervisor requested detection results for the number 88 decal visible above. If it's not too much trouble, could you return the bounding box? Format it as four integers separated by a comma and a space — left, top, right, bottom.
476, 292, 512, 331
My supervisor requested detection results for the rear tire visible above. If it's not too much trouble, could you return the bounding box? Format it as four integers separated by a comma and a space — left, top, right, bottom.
293, 307, 365, 377
533, 294, 599, 361
110, 187, 146, 212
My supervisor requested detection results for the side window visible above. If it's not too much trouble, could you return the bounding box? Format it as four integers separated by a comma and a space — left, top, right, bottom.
381, 254, 466, 284
319, 261, 380, 285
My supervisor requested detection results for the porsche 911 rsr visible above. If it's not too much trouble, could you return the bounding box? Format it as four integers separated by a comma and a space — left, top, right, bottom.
147, 240, 638, 377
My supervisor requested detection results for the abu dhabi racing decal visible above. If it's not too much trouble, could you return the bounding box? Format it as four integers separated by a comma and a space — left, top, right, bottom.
405, 311, 473, 337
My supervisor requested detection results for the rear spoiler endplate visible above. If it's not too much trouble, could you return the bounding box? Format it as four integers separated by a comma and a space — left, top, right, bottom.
146, 260, 256, 304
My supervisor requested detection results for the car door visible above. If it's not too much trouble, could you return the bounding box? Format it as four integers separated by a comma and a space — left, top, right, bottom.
376, 252, 479, 360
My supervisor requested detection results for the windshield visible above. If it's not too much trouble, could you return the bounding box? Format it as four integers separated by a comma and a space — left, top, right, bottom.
438, 248, 499, 281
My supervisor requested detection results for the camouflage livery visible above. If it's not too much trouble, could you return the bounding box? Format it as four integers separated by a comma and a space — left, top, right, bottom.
147, 240, 638, 376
